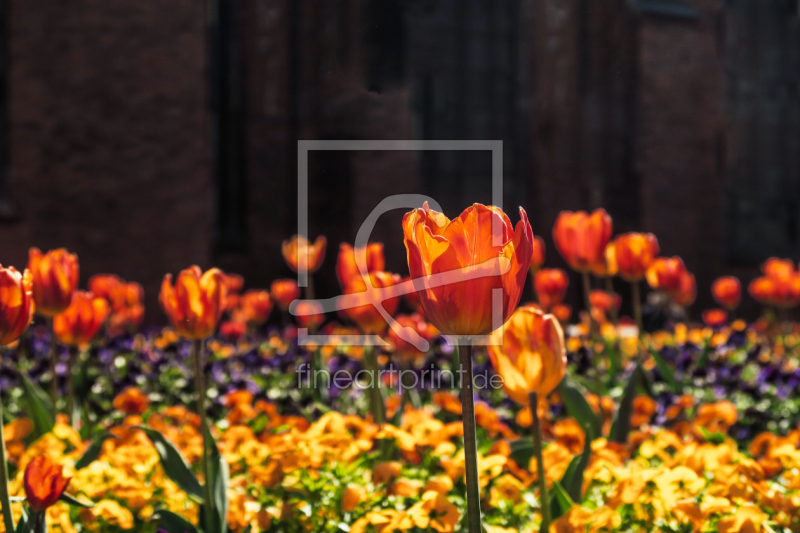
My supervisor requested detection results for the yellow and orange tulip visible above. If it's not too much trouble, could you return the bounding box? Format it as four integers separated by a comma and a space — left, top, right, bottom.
282, 235, 327, 273
552, 209, 613, 273
27, 247, 79, 317
238, 290, 273, 326
403, 203, 533, 336
159, 266, 226, 339
336, 243, 385, 290
711, 276, 741, 311
645, 256, 686, 294
673, 271, 696, 307
591, 243, 618, 278
53, 291, 110, 346
613, 233, 659, 282
338, 271, 401, 334
533, 269, 569, 311
0, 265, 34, 346
488, 305, 567, 405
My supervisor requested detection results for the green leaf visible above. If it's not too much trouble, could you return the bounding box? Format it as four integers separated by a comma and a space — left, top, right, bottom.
138, 427, 203, 502
58, 493, 94, 509
74, 433, 112, 470
609, 364, 646, 444
549, 480, 575, 520
18, 371, 55, 440
152, 510, 200, 533
202, 423, 230, 533
559, 423, 592, 503
558, 379, 601, 441
650, 349, 681, 393
14, 507, 30, 533
508, 439, 534, 468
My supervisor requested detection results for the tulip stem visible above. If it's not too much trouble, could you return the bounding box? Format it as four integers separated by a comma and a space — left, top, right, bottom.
192, 339, 213, 533
583, 272, 602, 392
581, 272, 594, 331
363, 345, 384, 426
48, 317, 58, 409
530, 391, 550, 532
66, 346, 77, 429
631, 281, 642, 332
0, 351, 16, 533
457, 344, 482, 533
305, 274, 315, 301
604, 278, 618, 326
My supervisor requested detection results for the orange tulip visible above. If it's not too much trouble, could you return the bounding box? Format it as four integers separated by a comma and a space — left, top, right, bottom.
613, 233, 659, 282
589, 290, 620, 315
89, 274, 144, 336
763, 258, 794, 280
160, 266, 226, 339
529, 235, 546, 274
590, 243, 618, 278
0, 266, 35, 346
488, 305, 567, 405
754, 258, 800, 308
403, 203, 533, 336
336, 243, 385, 290
221, 272, 244, 294
702, 309, 727, 327
402, 276, 424, 314
112, 387, 150, 415
645, 256, 686, 294
23, 456, 71, 513
387, 313, 438, 362
552, 209, 612, 273
534, 269, 569, 311
270, 279, 300, 311
551, 304, 572, 324
294, 299, 325, 332
53, 291, 110, 346
711, 276, 741, 310
338, 271, 401, 334
27, 247, 79, 317
282, 235, 327, 273
239, 290, 273, 326
673, 271, 696, 307
749, 277, 777, 307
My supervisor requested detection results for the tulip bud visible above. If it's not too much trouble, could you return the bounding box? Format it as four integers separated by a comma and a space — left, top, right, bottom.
552, 209, 613, 273
27, 248, 79, 317
53, 291, 110, 346
336, 242, 385, 290
282, 235, 327, 274
534, 269, 569, 311
0, 266, 34, 346
160, 266, 226, 340
711, 276, 741, 311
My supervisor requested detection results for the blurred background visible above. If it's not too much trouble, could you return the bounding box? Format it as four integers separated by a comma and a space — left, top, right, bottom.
0, 0, 797, 320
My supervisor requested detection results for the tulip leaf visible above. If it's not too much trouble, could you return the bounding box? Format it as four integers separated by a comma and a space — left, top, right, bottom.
548, 480, 575, 521
74, 433, 113, 470
508, 439, 535, 468
609, 364, 647, 444
559, 423, 592, 503
18, 371, 55, 440
59, 493, 94, 509
152, 510, 200, 533
558, 380, 601, 442
649, 348, 681, 393
202, 423, 230, 533
138, 427, 204, 503
13, 506, 29, 533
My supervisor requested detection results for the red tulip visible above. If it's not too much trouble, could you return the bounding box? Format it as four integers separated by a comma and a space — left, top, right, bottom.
645, 257, 686, 294
53, 291, 110, 346
160, 266, 226, 339
27, 248, 79, 317
711, 276, 741, 310
534, 269, 569, 311
702, 309, 727, 327
271, 279, 300, 312
403, 203, 533, 336
24, 456, 71, 513
613, 233, 659, 282
0, 266, 35, 346
673, 271, 696, 307
336, 243, 385, 290
239, 290, 273, 326
552, 209, 613, 273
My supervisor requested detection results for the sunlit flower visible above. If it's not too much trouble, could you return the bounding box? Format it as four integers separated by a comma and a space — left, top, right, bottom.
646, 256, 687, 294
408, 490, 459, 533
53, 291, 110, 346
488, 305, 567, 404
338, 271, 401, 334
27, 247, 79, 317
282, 235, 327, 273
0, 265, 34, 345
613, 233, 659, 282
342, 484, 367, 512
112, 387, 149, 415
238, 290, 273, 326
403, 203, 533, 336
552, 209, 613, 273
591, 243, 619, 278
159, 266, 225, 339
24, 455, 71, 512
